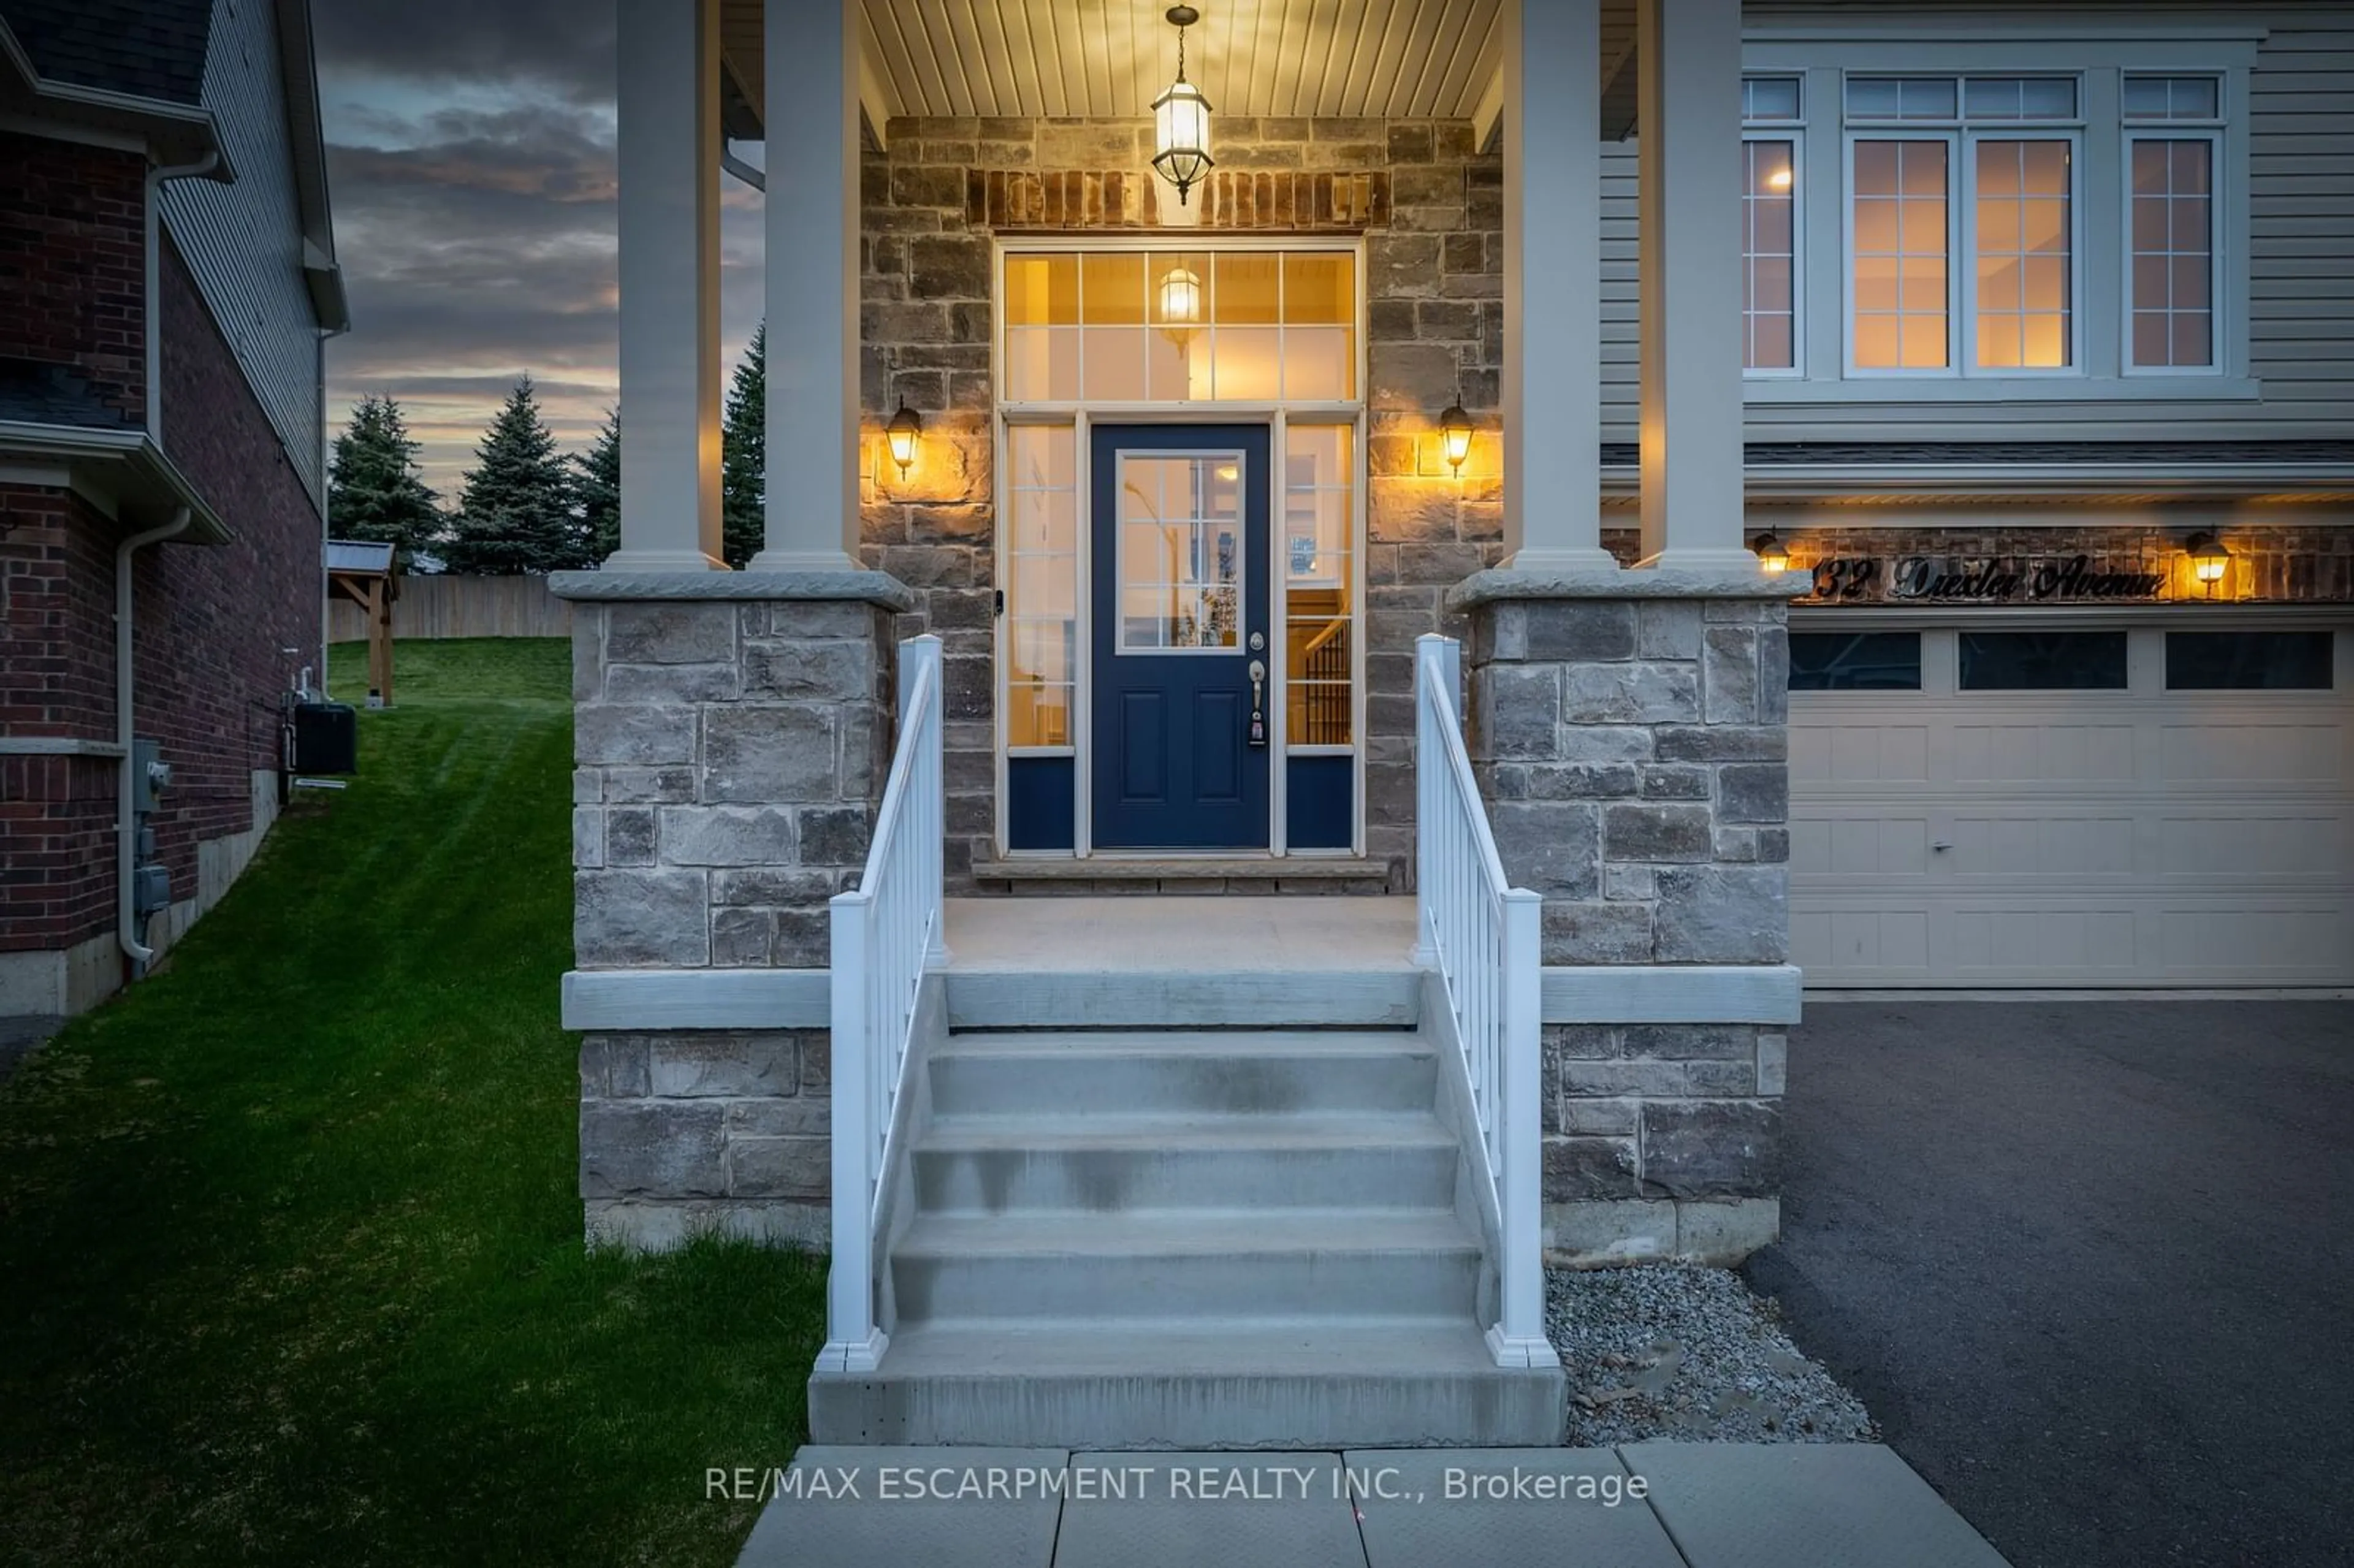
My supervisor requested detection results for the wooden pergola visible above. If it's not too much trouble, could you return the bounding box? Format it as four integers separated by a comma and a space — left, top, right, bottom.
325, 539, 398, 706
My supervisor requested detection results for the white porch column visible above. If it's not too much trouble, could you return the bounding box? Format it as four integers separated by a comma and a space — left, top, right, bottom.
1634, 0, 1749, 570
750, 0, 862, 573
1502, 0, 1614, 573
609, 0, 725, 572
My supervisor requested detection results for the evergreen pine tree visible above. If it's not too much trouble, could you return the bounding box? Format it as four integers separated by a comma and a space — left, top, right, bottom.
575, 408, 622, 565
326, 395, 443, 565
441, 375, 584, 574
720, 322, 766, 568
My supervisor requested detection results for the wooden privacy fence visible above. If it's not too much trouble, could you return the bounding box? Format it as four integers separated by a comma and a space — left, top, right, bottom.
327, 574, 574, 642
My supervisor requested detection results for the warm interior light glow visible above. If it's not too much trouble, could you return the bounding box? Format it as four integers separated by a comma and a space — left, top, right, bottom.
1766, 167, 1793, 190
1751, 531, 1791, 573
1157, 267, 1203, 327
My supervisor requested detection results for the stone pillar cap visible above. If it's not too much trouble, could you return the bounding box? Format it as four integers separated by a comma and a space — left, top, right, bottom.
548, 569, 916, 611
1448, 566, 1812, 611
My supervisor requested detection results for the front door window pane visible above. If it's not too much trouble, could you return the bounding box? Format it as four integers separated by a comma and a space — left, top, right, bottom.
1853, 140, 1949, 368
1005, 425, 1078, 747
1118, 453, 1243, 651
1285, 425, 1355, 745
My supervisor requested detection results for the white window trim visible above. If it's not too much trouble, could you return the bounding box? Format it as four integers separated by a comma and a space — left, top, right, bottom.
2119, 118, 2226, 377
1745, 34, 2259, 403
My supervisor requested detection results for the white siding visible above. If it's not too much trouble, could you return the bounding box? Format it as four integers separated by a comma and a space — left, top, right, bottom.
159, 0, 323, 500
1596, 2, 2354, 446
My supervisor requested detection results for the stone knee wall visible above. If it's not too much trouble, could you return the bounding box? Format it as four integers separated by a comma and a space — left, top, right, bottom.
1542, 1022, 1784, 1266
570, 598, 894, 968
1466, 597, 1790, 967
1463, 590, 1793, 1266
568, 593, 901, 1247
579, 1030, 829, 1250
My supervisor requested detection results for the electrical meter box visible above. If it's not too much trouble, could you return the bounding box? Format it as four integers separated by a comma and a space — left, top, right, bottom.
292, 702, 359, 775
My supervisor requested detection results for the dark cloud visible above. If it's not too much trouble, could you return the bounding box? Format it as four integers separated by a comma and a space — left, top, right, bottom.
314, 0, 616, 103
319, 2, 766, 490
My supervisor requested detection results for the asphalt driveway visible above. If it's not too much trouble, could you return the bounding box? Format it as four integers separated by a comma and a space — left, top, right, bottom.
1746, 999, 2354, 1568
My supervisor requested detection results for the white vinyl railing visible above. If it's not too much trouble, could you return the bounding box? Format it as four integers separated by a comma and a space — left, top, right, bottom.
821, 634, 947, 1373
1413, 634, 1556, 1371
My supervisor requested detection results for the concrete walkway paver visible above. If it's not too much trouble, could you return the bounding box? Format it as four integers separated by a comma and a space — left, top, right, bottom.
735, 1443, 2015, 1567
1626, 1442, 2013, 1568
1350, 1448, 1687, 1568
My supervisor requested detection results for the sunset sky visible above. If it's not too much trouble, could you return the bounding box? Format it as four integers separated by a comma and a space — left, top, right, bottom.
315, 0, 766, 498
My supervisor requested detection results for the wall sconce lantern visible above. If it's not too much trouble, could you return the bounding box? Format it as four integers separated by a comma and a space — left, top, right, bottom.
886, 398, 922, 475
2185, 531, 2230, 590
1437, 400, 1474, 472
1151, 6, 1214, 207
1751, 531, 1791, 573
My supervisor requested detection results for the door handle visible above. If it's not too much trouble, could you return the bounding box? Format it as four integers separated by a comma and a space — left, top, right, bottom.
1247, 659, 1268, 749
1932, 841, 1954, 852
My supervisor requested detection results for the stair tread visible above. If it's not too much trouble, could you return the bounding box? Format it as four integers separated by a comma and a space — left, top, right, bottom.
872, 1318, 1518, 1378
896, 1208, 1478, 1258
939, 1030, 1431, 1056
921, 1111, 1457, 1151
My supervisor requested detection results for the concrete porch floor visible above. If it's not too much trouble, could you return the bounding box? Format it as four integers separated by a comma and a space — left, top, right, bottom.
944, 897, 1418, 974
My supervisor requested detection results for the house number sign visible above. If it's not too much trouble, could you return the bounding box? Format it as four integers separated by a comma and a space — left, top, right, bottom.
1810, 554, 2165, 604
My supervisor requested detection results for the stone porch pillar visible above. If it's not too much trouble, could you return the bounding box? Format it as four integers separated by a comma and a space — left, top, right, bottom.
1451, 571, 1802, 1265
609, 0, 725, 572
750, 0, 863, 573
1634, 0, 1750, 571
1501, 0, 1614, 573
550, 576, 916, 1248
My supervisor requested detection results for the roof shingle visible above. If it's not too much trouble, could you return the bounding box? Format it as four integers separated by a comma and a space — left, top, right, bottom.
0, 0, 215, 107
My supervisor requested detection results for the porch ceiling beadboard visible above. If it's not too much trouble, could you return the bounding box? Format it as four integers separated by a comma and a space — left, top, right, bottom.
722, 1, 1638, 127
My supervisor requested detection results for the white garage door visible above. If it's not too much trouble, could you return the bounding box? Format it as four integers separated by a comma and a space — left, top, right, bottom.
1790, 621, 2353, 988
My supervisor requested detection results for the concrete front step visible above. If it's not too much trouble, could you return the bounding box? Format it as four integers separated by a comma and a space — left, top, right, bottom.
913, 1113, 1460, 1212
808, 1320, 1567, 1448
944, 970, 1420, 1030
929, 1031, 1439, 1117
889, 1209, 1482, 1323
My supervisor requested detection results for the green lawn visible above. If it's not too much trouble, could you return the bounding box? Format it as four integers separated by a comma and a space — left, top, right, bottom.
0, 638, 825, 1568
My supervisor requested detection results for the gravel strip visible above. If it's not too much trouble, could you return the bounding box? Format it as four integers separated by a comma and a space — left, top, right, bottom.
1546, 1264, 1878, 1445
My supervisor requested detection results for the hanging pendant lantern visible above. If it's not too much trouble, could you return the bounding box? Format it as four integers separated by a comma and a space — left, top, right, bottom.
1151, 6, 1214, 207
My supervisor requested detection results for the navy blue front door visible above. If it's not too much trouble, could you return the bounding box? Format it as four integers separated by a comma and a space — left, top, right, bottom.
1091, 424, 1271, 850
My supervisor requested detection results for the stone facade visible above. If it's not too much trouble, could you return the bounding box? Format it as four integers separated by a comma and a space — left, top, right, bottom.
858, 113, 1506, 889
1764, 520, 2354, 605
566, 590, 904, 1245
1460, 587, 1794, 1265
569, 597, 897, 969
578, 1029, 831, 1249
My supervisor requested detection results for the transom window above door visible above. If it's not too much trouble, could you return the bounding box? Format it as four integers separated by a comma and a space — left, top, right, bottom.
1001, 248, 1358, 403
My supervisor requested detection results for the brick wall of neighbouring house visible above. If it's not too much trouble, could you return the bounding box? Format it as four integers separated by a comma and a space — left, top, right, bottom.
0, 132, 148, 426
859, 114, 1504, 891
0, 234, 319, 972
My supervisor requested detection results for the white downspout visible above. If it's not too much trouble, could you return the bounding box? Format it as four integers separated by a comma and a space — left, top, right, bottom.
117, 506, 192, 969
117, 150, 220, 973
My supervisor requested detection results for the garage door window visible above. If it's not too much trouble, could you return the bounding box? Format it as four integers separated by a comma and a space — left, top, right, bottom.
1790, 631, 1921, 690
1958, 630, 2127, 690
2166, 631, 2333, 690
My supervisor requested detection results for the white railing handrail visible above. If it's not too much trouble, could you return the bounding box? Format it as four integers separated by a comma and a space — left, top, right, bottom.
820, 634, 946, 1375
1414, 634, 1557, 1372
